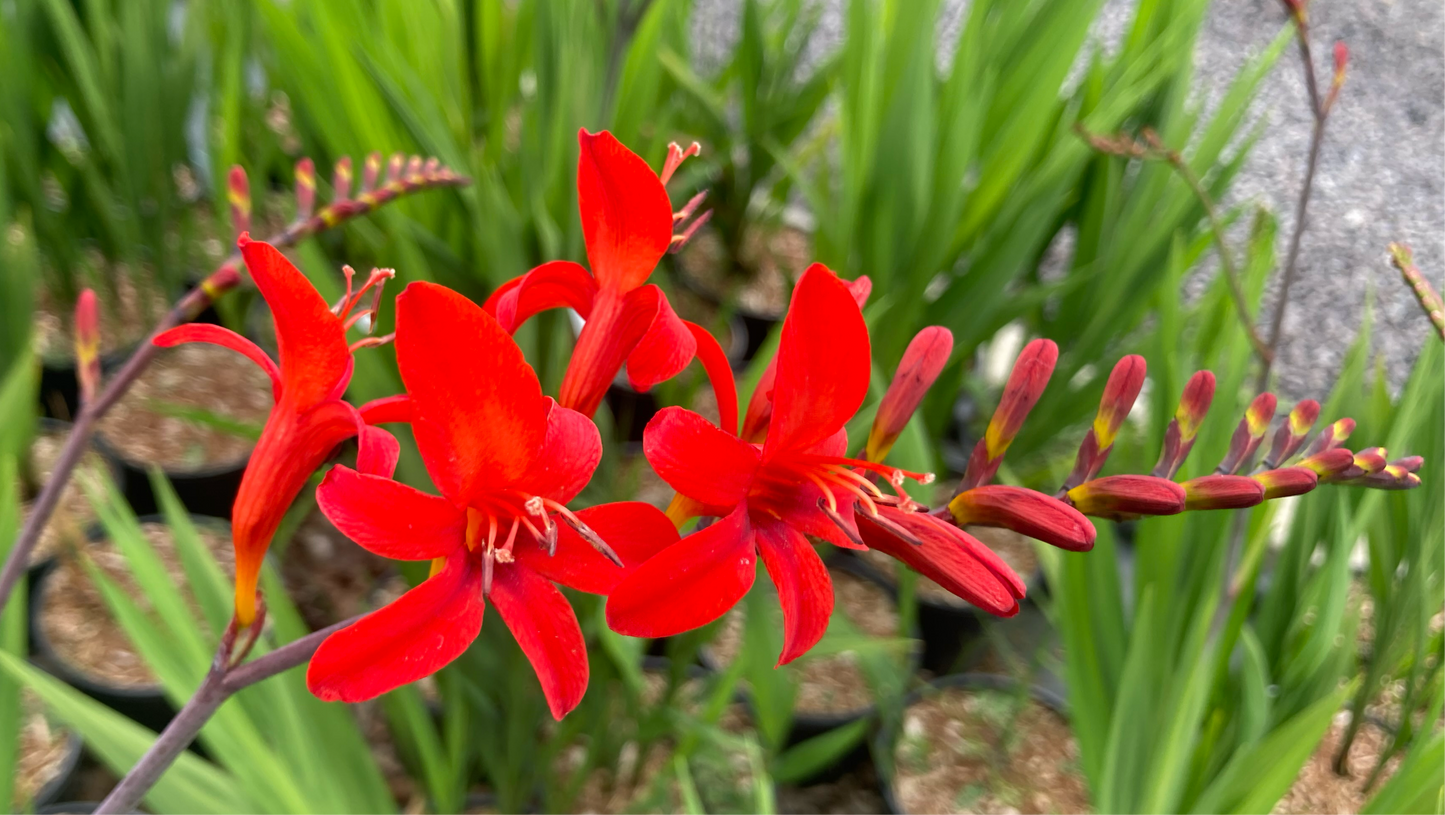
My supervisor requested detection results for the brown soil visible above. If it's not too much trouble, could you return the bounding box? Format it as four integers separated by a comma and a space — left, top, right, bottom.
862, 526, 1038, 609
1274, 713, 1402, 815
97, 342, 271, 469
24, 426, 112, 564
39, 521, 233, 688
776, 761, 888, 814
676, 226, 812, 316
892, 685, 1089, 814
707, 568, 901, 716
280, 508, 394, 631
33, 272, 168, 360
14, 691, 73, 809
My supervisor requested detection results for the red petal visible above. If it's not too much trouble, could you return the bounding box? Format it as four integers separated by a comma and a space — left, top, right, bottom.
356, 425, 400, 478
741, 359, 778, 443
513, 501, 681, 595
307, 554, 484, 702
154, 324, 282, 400
516, 400, 602, 504
765, 264, 870, 456
844, 275, 872, 307
643, 407, 760, 508
606, 505, 756, 638
686, 320, 739, 436
1180, 475, 1266, 510
867, 326, 953, 462
857, 509, 1023, 616
557, 287, 658, 418
626, 287, 697, 391
982, 338, 1058, 460
577, 129, 673, 292
396, 282, 550, 503
1067, 474, 1187, 519
316, 465, 464, 560
489, 564, 589, 720
238, 237, 351, 406
484, 261, 598, 333
358, 394, 412, 425
755, 521, 832, 665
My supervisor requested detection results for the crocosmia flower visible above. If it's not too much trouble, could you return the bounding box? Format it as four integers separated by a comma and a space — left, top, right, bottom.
306, 281, 677, 717
606, 264, 932, 665
153, 236, 399, 626
484, 129, 706, 418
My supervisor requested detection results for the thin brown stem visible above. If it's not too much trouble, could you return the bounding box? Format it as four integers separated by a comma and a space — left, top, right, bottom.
95, 616, 354, 815
0, 160, 466, 617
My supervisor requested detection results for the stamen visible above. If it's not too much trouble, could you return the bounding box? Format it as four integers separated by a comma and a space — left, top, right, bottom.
541, 498, 624, 566
482, 549, 495, 596
331, 265, 358, 315
827, 466, 887, 500
800, 470, 838, 513
486, 513, 498, 551
525, 496, 558, 555
428, 557, 445, 578
348, 332, 395, 353
801, 455, 933, 485
500, 516, 520, 554
668, 209, 712, 254
674, 191, 708, 223
816, 499, 866, 547
660, 141, 701, 186
861, 505, 925, 547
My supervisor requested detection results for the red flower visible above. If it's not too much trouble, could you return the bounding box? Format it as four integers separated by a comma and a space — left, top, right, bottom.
153, 236, 400, 625
857, 508, 1025, 616
606, 264, 931, 665
306, 282, 677, 717
483, 130, 707, 418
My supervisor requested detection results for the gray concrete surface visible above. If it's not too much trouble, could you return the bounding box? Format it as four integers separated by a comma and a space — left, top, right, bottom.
691, 0, 1444, 397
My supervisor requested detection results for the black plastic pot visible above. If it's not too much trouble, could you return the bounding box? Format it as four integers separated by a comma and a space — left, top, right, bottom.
26, 514, 229, 732
699, 556, 919, 785
843, 548, 1046, 677
604, 383, 660, 449
24, 731, 83, 810
92, 430, 249, 520
875, 673, 1070, 815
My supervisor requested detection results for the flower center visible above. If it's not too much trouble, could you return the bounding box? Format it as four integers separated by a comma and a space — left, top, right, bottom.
751, 454, 934, 542
332, 264, 397, 352
448, 494, 623, 595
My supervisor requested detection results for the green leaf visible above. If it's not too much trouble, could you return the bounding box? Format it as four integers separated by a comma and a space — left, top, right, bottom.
770, 717, 869, 785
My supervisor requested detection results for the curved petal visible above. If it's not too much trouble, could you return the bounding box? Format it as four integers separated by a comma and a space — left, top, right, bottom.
577, 129, 673, 292
316, 465, 464, 560
557, 287, 657, 418
685, 320, 739, 436
857, 509, 1023, 616
238, 236, 350, 406
755, 520, 832, 666
765, 264, 870, 456
396, 281, 551, 503
489, 565, 589, 720
484, 261, 598, 333
356, 425, 400, 478
516, 400, 602, 504
752, 430, 862, 550
154, 323, 282, 400
643, 407, 759, 508
513, 501, 681, 595
626, 287, 697, 392
606, 504, 756, 638
741, 360, 778, 443
948, 485, 1095, 552
359, 394, 413, 425
306, 554, 485, 702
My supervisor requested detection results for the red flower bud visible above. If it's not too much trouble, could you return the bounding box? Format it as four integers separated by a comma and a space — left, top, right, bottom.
1352, 447, 1388, 475
1152, 370, 1216, 479
1302, 417, 1355, 458
228, 165, 251, 237
362, 151, 383, 194
1181, 474, 1265, 511
1264, 399, 1320, 468
1333, 40, 1349, 78
1299, 447, 1355, 477
295, 158, 317, 219
948, 485, 1096, 552
74, 289, 100, 405
1353, 465, 1422, 491
1390, 455, 1424, 474
1217, 392, 1277, 475
866, 326, 953, 463
960, 338, 1057, 491
333, 156, 353, 202
1063, 355, 1146, 491
1253, 467, 1319, 500
1067, 475, 1187, 520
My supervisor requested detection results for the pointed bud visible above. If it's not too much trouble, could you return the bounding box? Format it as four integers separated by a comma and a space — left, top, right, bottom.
844, 275, 872, 308
333, 156, 353, 201
1303, 417, 1355, 458
959, 339, 1058, 492
1352, 465, 1422, 491
1217, 393, 1277, 475
1352, 447, 1388, 475
1067, 475, 1187, 520
1389, 455, 1423, 474
1181, 475, 1265, 511
1299, 447, 1355, 478
406, 155, 423, 179
227, 165, 251, 237
74, 289, 100, 405
1151, 371, 1216, 478
294, 158, 316, 219
1333, 41, 1349, 82
866, 327, 953, 463
386, 153, 405, 184
1253, 467, 1319, 500
948, 485, 1096, 552
363, 151, 383, 194
1062, 355, 1146, 492
1263, 399, 1320, 468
